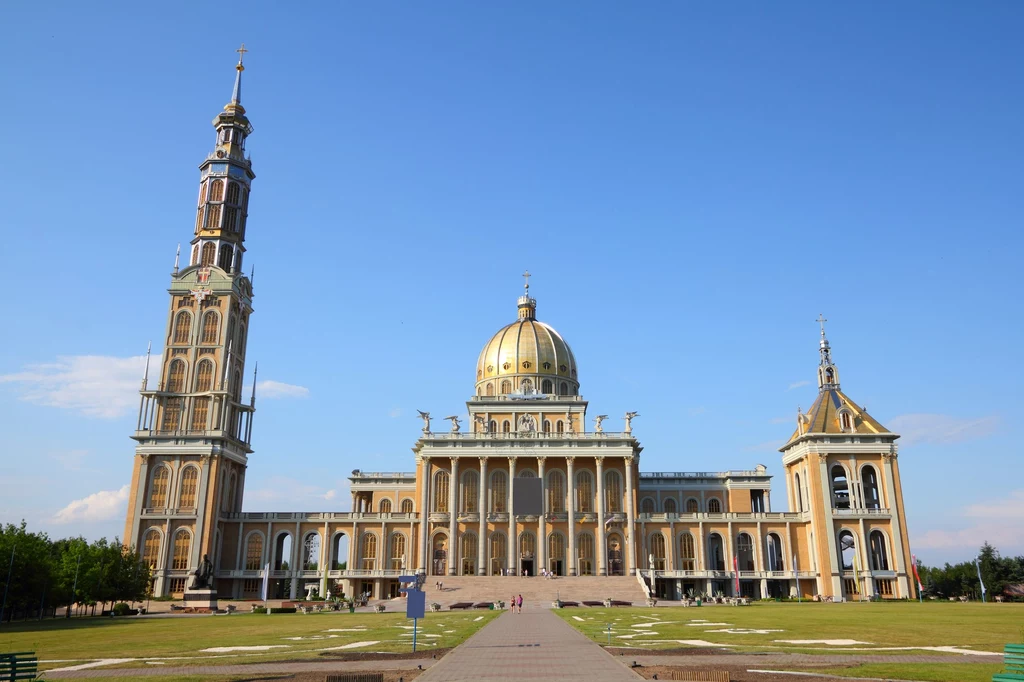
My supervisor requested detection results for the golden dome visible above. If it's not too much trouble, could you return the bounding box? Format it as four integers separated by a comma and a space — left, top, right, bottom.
475, 293, 579, 397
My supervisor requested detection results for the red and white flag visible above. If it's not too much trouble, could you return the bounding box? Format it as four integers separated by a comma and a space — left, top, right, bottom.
911, 554, 924, 593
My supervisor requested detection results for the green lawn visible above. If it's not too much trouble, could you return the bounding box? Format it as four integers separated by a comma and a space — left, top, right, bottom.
815, 663, 1004, 682
555, 601, 1023, 654
0, 610, 499, 671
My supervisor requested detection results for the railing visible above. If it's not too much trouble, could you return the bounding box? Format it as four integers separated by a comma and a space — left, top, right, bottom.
486, 512, 510, 522
832, 508, 891, 516
219, 511, 420, 522
652, 569, 817, 579
142, 507, 197, 516
636, 511, 805, 522
328, 569, 407, 578
428, 512, 451, 522
640, 470, 767, 479
457, 513, 480, 523
424, 431, 635, 441
350, 472, 417, 481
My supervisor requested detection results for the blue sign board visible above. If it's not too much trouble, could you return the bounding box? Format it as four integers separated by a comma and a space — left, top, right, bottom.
406, 590, 425, 619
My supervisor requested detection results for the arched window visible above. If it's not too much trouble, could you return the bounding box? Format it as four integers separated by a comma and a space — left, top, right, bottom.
149, 466, 170, 508
489, 532, 506, 575
331, 533, 347, 570
500, 380, 512, 394
460, 533, 477, 575
167, 360, 186, 392
502, 420, 511, 433
433, 471, 450, 513
575, 470, 593, 512
577, 532, 595, 575
838, 530, 857, 571
641, 498, 655, 514
178, 466, 199, 508
226, 315, 236, 352
171, 530, 191, 570
226, 181, 240, 205
519, 531, 536, 568
686, 498, 699, 513
869, 530, 889, 571
400, 498, 414, 514
489, 420, 497, 433
490, 470, 507, 512
218, 244, 233, 271
519, 469, 536, 478
737, 533, 754, 571
542, 379, 553, 394
191, 244, 199, 265
679, 532, 696, 570
547, 469, 565, 513
245, 533, 264, 570
485, 383, 494, 396
237, 324, 246, 350
862, 466, 881, 509
161, 398, 182, 430
556, 420, 564, 433
708, 533, 725, 571
195, 360, 215, 392
142, 530, 160, 569
559, 382, 568, 395
663, 498, 677, 514
303, 532, 321, 570
707, 498, 721, 513
210, 179, 224, 201
204, 205, 222, 229
201, 311, 218, 344
543, 420, 551, 433
462, 470, 479, 513
173, 312, 191, 344
274, 533, 292, 570
650, 533, 666, 570
765, 533, 784, 571
201, 242, 216, 265
379, 498, 392, 513
831, 465, 850, 509
604, 470, 622, 513
794, 472, 804, 512
360, 533, 377, 570
199, 183, 208, 205
547, 533, 565, 575
390, 532, 406, 570
432, 534, 448, 576
839, 410, 853, 432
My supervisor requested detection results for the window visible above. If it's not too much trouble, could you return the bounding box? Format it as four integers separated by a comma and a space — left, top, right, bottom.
876, 578, 894, 597
765, 533, 784, 571
679, 533, 696, 570
195, 360, 215, 392
400, 499, 414, 513
862, 466, 881, 509
500, 380, 511, 394
149, 466, 170, 508
502, 420, 511, 433
707, 498, 721, 513
168, 578, 186, 594
171, 530, 191, 570
274, 534, 292, 570
556, 420, 564, 433
649, 533, 666, 570
542, 420, 551, 433
485, 383, 494, 396
209, 179, 224, 201
243, 578, 259, 594
191, 244, 199, 265
663, 498, 676, 514
548, 533, 565, 575
142, 530, 160, 568
433, 471, 450, 512
869, 530, 889, 571
224, 473, 237, 513
542, 380, 553, 394
604, 470, 622, 513
173, 312, 191, 344
167, 360, 186, 392
360, 533, 377, 570
519, 532, 536, 566
575, 470, 593, 512
201, 312, 218, 344
178, 466, 199, 508
390, 533, 406, 570
204, 205, 221, 229
190, 397, 210, 430
245, 534, 264, 570
490, 532, 506, 575
218, 244, 233, 271
489, 420, 497, 433
736, 533, 754, 571
199, 183, 208, 205
831, 465, 850, 509
708, 533, 725, 571
560, 382, 568, 395
201, 242, 216, 265
577, 532, 594, 575
547, 469, 565, 513
795, 472, 804, 511
462, 470, 479, 512
490, 471, 507, 512
686, 498, 699, 513
226, 181, 240, 205
379, 498, 392, 513
750, 490, 765, 512
838, 530, 857, 571
641, 498, 655, 514
161, 398, 182, 430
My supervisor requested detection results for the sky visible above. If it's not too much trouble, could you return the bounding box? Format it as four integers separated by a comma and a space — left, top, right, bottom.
0, 2, 1020, 567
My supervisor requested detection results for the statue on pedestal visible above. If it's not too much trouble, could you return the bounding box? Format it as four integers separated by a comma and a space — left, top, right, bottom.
417, 410, 432, 434
624, 411, 640, 434
444, 415, 461, 432
191, 554, 214, 590
594, 414, 608, 433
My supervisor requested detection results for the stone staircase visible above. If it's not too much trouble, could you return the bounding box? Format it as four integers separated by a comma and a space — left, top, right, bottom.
385, 576, 647, 610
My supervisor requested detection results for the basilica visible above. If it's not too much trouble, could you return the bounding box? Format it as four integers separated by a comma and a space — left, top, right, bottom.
122, 51, 916, 605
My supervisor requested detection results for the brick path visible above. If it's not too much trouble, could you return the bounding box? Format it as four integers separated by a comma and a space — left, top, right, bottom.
415, 610, 643, 681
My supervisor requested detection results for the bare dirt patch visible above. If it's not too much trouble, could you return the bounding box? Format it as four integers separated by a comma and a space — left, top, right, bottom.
317, 647, 452, 662
635, 664, 852, 681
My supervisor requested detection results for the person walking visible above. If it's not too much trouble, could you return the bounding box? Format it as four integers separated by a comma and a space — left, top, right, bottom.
510, 594, 516, 613
516, 594, 523, 613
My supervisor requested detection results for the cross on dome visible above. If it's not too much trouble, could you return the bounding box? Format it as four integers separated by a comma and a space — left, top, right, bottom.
523, 270, 531, 294
236, 43, 248, 67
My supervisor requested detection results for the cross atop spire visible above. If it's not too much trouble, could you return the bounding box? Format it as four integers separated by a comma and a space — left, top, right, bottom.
517, 270, 536, 320
816, 313, 827, 337
236, 43, 248, 67
816, 314, 839, 391
230, 44, 247, 105
523, 270, 531, 294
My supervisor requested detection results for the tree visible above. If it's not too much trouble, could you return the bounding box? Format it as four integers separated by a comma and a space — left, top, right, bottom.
0, 522, 56, 621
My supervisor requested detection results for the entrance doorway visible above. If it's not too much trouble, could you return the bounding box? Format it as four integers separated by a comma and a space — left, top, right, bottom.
607, 535, 624, 576
549, 559, 563, 576
520, 558, 534, 576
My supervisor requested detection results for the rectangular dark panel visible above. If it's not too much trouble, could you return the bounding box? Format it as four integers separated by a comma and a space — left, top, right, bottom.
513, 477, 543, 516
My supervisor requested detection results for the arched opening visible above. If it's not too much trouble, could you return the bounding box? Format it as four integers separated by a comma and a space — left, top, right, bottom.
869, 530, 889, 570
502, 420, 511, 433
575, 470, 593, 512
201, 311, 218, 344
500, 380, 511, 394
303, 532, 321, 571
556, 420, 564, 433
490, 470, 507, 513
707, 498, 722, 513
390, 532, 406, 571
461, 470, 479, 513
171, 530, 191, 571
764, 533, 784, 571
663, 498, 677, 514
485, 383, 494, 396
542, 419, 551, 433
178, 466, 199, 508
548, 532, 565, 575
679, 533, 696, 570
649, 533, 666, 570
736, 533, 754, 571
274, 533, 293, 571
604, 470, 622, 513
559, 381, 568, 395
330, 533, 348, 570
142, 530, 161, 569
201, 242, 216, 266
460, 533, 477, 575
838, 530, 857, 571
379, 498, 392, 513
360, 532, 377, 571
862, 466, 881, 509
218, 244, 234, 271
686, 498, 699, 513
432, 533, 448, 576
148, 466, 170, 508
577, 532, 595, 576
489, 532, 506, 575
167, 360, 186, 392
708, 533, 725, 571
795, 472, 804, 512
432, 470, 450, 512
840, 410, 853, 431
831, 465, 850, 509
542, 379, 553, 394
547, 469, 565, 513
400, 498, 414, 514
489, 420, 497, 433
245, 533, 264, 570
641, 498, 655, 514
518, 531, 536, 576
606, 533, 624, 576
195, 360, 215, 392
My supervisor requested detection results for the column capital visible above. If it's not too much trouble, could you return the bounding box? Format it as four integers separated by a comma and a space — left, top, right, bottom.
882, 452, 897, 462
478, 456, 488, 467
537, 456, 547, 465
139, 453, 151, 462
566, 455, 576, 465
509, 456, 517, 466
624, 455, 635, 467
816, 453, 829, 463
595, 456, 605, 469
449, 457, 459, 467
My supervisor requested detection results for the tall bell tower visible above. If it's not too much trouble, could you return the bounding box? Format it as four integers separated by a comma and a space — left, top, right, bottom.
123, 47, 258, 597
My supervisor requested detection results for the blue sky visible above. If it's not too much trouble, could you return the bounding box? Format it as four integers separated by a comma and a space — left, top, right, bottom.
0, 2, 1020, 566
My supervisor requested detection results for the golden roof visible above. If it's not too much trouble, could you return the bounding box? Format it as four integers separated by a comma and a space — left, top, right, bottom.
785, 387, 891, 445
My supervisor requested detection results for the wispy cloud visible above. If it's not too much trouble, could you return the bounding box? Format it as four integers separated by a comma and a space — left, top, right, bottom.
787, 380, 811, 391
388, 408, 403, 419
913, 490, 1024, 555
0, 353, 158, 419
250, 380, 309, 399
889, 413, 1000, 446
53, 485, 129, 524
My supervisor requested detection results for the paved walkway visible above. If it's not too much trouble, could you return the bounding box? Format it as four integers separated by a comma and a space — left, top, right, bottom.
416, 609, 643, 681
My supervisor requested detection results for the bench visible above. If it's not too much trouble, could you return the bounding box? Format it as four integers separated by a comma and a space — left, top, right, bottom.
449, 602, 474, 610
610, 600, 632, 607
993, 643, 1024, 681
0, 652, 38, 680
472, 602, 492, 609
326, 674, 384, 682
560, 601, 579, 607
582, 601, 604, 607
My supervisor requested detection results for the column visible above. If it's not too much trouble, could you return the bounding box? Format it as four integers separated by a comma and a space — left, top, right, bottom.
477, 457, 487, 575
508, 457, 516, 575
448, 457, 458, 576
129, 454, 151, 546
625, 456, 637, 576
537, 457, 546, 575
596, 457, 605, 575
882, 453, 911, 597
418, 457, 430, 573
566, 456, 576, 576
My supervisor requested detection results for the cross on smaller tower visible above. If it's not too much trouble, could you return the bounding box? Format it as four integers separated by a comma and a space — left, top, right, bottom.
236, 43, 248, 65
522, 270, 531, 293
816, 313, 827, 336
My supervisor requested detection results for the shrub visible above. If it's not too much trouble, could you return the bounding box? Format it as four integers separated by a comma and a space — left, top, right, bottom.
269, 607, 297, 614
112, 602, 132, 616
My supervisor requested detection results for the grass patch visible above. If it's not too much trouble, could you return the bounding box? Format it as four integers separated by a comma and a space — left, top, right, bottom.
0, 610, 499, 670
814, 662, 1004, 682
556, 601, 1023, 654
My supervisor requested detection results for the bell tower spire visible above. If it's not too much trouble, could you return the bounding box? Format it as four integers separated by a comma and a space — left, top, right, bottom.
816, 314, 840, 391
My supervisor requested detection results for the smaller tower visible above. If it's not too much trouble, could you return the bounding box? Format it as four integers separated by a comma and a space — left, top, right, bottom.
816, 314, 840, 390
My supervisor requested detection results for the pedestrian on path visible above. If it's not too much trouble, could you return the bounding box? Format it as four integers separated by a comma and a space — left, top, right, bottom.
510, 595, 516, 613
516, 594, 523, 613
